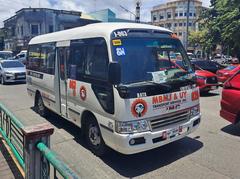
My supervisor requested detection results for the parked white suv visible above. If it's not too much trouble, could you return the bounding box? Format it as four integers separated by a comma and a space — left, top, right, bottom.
15, 50, 27, 65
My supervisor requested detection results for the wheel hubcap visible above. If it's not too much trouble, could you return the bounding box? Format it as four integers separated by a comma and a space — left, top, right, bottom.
89, 124, 100, 146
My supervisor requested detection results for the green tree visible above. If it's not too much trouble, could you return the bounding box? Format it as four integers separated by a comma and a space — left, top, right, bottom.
201, 0, 240, 58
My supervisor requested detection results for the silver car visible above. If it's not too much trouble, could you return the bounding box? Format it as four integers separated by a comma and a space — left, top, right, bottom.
0, 60, 26, 85
0, 51, 13, 60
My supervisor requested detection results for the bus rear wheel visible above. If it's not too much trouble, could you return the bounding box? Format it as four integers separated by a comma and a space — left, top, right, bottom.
85, 117, 107, 156
35, 94, 48, 117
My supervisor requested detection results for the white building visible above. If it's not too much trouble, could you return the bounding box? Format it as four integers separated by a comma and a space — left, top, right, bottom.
151, 0, 205, 50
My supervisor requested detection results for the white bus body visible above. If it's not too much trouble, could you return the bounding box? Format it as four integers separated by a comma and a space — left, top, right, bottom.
26, 23, 201, 155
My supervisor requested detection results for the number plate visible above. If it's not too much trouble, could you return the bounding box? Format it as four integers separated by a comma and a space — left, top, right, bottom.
17, 75, 25, 79
167, 127, 179, 137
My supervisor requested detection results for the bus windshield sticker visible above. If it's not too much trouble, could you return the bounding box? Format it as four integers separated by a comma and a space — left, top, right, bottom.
151, 71, 167, 83
69, 80, 77, 97
80, 86, 87, 101
116, 47, 126, 56
131, 99, 148, 118
112, 39, 122, 46
113, 31, 128, 38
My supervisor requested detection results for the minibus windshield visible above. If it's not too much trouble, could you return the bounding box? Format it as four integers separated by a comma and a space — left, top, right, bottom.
112, 37, 194, 85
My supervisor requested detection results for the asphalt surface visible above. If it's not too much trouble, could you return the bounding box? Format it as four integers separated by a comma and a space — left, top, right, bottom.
0, 83, 240, 179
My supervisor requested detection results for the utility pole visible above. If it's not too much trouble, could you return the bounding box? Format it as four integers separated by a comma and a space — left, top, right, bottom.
186, 0, 190, 50
135, 1, 141, 23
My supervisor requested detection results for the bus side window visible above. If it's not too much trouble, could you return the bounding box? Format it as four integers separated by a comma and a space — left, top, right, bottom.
68, 40, 86, 80
85, 38, 109, 80
41, 43, 55, 75
27, 45, 41, 71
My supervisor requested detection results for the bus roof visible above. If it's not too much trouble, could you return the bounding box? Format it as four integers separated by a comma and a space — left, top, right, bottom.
29, 22, 172, 45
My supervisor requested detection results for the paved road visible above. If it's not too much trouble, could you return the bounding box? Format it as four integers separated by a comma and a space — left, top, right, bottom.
1, 83, 240, 179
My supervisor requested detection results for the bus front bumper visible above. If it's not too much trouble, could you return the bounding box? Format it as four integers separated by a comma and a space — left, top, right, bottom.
107, 115, 201, 155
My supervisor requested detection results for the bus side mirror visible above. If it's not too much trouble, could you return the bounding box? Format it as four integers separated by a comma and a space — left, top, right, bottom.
108, 62, 121, 85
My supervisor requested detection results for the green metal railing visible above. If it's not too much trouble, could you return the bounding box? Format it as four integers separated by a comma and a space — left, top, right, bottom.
0, 102, 25, 169
0, 102, 79, 179
37, 142, 79, 179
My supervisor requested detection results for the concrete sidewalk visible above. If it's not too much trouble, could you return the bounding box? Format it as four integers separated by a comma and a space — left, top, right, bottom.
0, 136, 24, 179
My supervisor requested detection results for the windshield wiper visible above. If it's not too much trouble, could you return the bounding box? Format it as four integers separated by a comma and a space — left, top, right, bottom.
143, 81, 172, 90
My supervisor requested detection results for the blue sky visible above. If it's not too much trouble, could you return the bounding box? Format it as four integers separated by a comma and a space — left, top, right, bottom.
0, 0, 211, 27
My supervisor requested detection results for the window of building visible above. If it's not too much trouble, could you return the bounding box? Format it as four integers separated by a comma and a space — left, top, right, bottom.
184, 22, 186, 26
189, 22, 192, 26
179, 32, 182, 36
49, 25, 53, 33
179, 12, 183, 17
174, 23, 178, 27
17, 27, 20, 35
194, 13, 196, 17
160, 14, 164, 19
179, 23, 183, 27
175, 13, 178, 17
167, 12, 172, 19
167, 23, 172, 28
21, 26, 23, 36
31, 24, 39, 35
153, 15, 157, 21
189, 12, 193, 16
184, 12, 187, 16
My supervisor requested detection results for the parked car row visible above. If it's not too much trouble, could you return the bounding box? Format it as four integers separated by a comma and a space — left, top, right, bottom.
174, 60, 219, 93
217, 65, 240, 83
0, 50, 27, 65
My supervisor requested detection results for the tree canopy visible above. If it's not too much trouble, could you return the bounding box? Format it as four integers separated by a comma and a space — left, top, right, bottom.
190, 0, 240, 58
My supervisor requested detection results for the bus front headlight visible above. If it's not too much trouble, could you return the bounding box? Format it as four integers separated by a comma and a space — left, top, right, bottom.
115, 120, 150, 134
190, 105, 200, 118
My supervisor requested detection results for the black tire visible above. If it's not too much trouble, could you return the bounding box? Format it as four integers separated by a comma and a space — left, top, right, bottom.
85, 117, 107, 156
1, 76, 5, 85
35, 94, 48, 117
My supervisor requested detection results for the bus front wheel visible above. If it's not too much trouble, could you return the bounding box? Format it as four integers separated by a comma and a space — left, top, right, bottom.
85, 117, 107, 156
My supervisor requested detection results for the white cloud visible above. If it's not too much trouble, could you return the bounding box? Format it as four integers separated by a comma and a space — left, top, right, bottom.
0, 0, 211, 27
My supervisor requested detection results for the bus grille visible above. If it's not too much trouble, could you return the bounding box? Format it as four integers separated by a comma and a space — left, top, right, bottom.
150, 110, 190, 131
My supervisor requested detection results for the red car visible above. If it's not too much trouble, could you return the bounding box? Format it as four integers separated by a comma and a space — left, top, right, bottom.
195, 70, 219, 92
175, 60, 219, 92
220, 71, 240, 124
216, 65, 240, 83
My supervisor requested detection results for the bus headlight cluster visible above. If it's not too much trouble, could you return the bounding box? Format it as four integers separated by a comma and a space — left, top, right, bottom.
190, 105, 200, 118
115, 120, 150, 134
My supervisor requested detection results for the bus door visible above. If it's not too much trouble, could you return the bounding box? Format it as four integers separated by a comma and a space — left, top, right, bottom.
55, 41, 70, 117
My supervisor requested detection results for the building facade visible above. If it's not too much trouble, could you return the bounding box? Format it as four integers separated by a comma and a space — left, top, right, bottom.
3, 8, 99, 52
88, 9, 134, 23
151, 0, 204, 49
